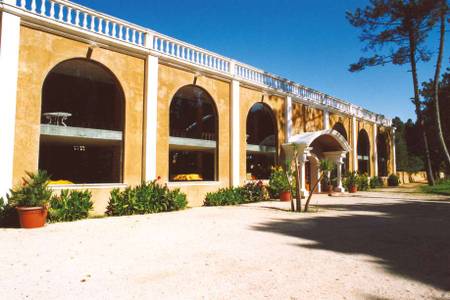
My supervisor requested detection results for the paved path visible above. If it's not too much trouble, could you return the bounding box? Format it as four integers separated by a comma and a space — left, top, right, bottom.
1, 189, 449, 299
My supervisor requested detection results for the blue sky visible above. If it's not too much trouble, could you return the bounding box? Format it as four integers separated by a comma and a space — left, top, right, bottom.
74, 0, 448, 121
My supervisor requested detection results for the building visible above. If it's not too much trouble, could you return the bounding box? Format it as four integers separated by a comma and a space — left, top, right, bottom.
0, 0, 395, 214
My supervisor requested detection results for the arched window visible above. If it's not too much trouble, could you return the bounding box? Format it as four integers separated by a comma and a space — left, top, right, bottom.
169, 85, 217, 181
377, 133, 389, 176
332, 122, 347, 140
357, 129, 370, 174
332, 122, 349, 175
246, 103, 277, 179
39, 59, 124, 183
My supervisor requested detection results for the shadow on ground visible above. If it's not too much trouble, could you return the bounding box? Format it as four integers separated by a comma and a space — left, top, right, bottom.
252, 200, 450, 291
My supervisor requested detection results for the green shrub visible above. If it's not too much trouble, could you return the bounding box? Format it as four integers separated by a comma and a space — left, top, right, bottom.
268, 166, 291, 198
204, 181, 268, 206
105, 180, 187, 216
420, 179, 450, 196
369, 176, 384, 189
242, 181, 269, 202
204, 187, 244, 206
0, 197, 19, 228
357, 173, 369, 191
343, 171, 358, 190
7, 170, 52, 207
387, 174, 400, 186
49, 190, 93, 222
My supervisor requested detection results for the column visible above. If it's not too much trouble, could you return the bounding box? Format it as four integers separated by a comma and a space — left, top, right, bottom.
392, 127, 397, 174
0, 9, 21, 199
323, 110, 330, 130
144, 54, 159, 181
285, 96, 292, 142
373, 124, 378, 176
298, 153, 308, 198
335, 156, 344, 192
231, 79, 240, 186
352, 116, 358, 172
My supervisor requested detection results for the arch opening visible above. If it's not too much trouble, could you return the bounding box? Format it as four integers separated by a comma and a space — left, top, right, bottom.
169, 85, 218, 181
39, 58, 125, 184
246, 102, 277, 180
357, 129, 370, 174
332, 122, 349, 177
377, 133, 389, 176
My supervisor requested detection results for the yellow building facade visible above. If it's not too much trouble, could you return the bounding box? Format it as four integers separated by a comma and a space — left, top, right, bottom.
0, 0, 395, 213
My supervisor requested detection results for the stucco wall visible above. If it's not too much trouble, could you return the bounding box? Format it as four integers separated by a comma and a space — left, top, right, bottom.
239, 87, 286, 183
156, 64, 231, 206
13, 25, 145, 211
291, 102, 323, 135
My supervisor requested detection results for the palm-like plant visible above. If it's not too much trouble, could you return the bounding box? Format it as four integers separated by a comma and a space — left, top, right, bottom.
304, 159, 335, 212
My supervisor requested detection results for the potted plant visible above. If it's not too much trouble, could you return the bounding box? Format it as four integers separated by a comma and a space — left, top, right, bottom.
344, 171, 358, 193
8, 170, 52, 229
321, 173, 334, 195
268, 166, 292, 202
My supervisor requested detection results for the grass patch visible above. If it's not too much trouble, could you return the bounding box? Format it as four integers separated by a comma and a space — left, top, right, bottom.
420, 180, 450, 196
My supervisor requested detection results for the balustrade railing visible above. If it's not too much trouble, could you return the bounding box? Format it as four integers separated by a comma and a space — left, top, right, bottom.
151, 33, 230, 73
13, 0, 146, 46
1, 0, 392, 126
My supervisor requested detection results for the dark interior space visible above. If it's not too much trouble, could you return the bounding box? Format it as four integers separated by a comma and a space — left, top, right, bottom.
39, 58, 124, 184
246, 103, 277, 179
169, 85, 217, 181
377, 133, 389, 176
358, 129, 370, 174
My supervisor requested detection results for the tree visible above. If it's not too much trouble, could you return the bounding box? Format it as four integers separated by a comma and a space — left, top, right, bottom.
304, 159, 335, 212
422, 68, 450, 175
430, 2, 450, 171
347, 0, 443, 185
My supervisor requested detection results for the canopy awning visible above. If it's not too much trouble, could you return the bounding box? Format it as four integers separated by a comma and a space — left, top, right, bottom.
282, 129, 351, 157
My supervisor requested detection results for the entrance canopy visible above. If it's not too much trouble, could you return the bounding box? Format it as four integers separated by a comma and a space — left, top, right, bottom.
282, 129, 351, 158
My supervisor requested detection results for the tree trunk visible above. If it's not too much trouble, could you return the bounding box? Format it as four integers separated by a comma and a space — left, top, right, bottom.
294, 158, 302, 212
432, 7, 450, 172
408, 24, 435, 185
304, 173, 323, 212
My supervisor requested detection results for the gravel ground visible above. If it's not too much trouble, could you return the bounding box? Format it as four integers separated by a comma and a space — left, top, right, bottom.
1, 188, 449, 300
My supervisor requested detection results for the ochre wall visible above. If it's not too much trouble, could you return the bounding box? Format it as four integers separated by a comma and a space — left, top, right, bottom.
13, 26, 145, 212
156, 64, 231, 206
291, 103, 323, 135
239, 87, 285, 183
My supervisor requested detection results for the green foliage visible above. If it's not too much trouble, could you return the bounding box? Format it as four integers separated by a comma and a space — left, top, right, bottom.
268, 166, 291, 197
0, 197, 19, 227
204, 181, 268, 206
320, 159, 336, 173
7, 170, 52, 208
343, 171, 358, 190
49, 190, 93, 222
369, 176, 384, 189
420, 179, 450, 196
204, 187, 245, 206
357, 173, 369, 191
105, 180, 187, 216
387, 174, 400, 186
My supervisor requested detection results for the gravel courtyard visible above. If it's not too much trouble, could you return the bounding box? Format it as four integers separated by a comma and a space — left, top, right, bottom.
1, 188, 449, 300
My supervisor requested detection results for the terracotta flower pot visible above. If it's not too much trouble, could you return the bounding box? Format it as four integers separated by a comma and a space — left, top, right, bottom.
16, 207, 47, 229
279, 191, 292, 202
349, 186, 357, 193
